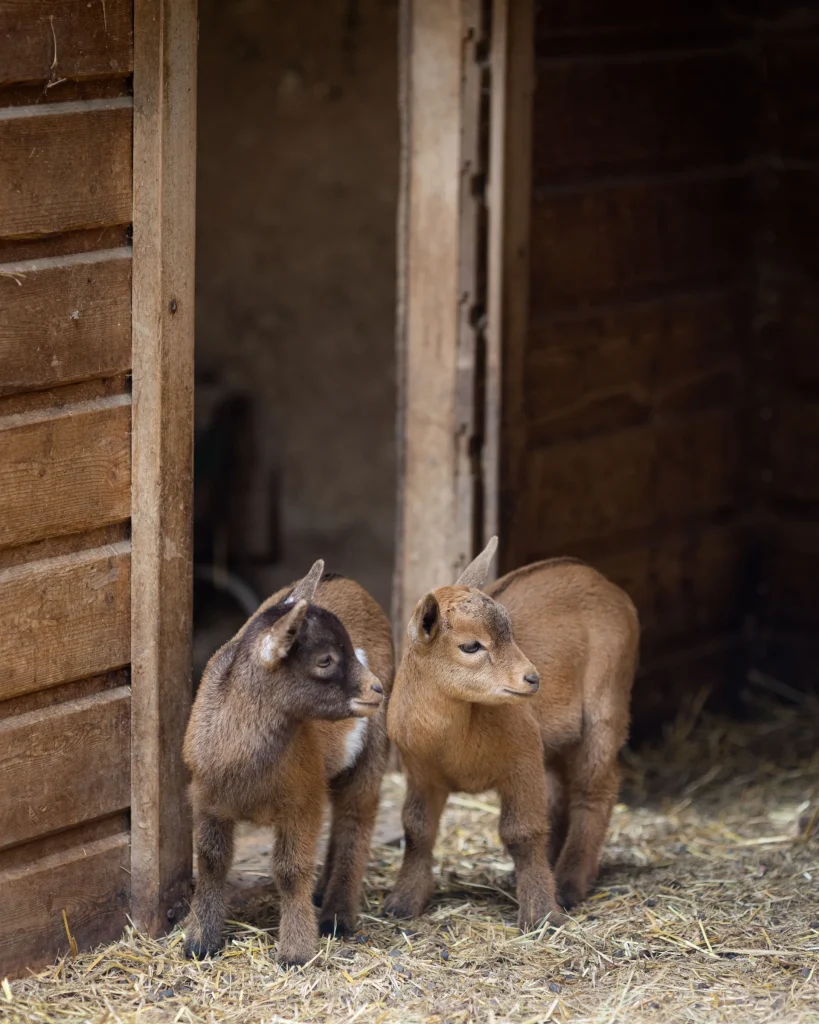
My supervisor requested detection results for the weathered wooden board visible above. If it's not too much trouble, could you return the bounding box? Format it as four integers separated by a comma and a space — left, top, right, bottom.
130, 0, 197, 934
0, 0, 133, 86
768, 399, 819, 505
0, 249, 131, 396
0, 99, 132, 239
0, 832, 129, 978
0, 394, 131, 549
0, 687, 130, 849
529, 175, 749, 312
0, 541, 130, 702
523, 289, 744, 441
532, 53, 752, 185
534, 0, 733, 54
510, 411, 742, 550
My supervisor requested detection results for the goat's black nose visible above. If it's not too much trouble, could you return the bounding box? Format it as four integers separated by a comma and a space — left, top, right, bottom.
371, 680, 384, 695
524, 672, 540, 689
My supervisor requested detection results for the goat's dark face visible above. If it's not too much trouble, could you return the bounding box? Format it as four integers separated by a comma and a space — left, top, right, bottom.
247, 599, 384, 721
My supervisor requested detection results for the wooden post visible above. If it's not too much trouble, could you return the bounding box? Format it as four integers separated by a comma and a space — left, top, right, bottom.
130, 0, 198, 933
485, 0, 535, 572
393, 0, 486, 640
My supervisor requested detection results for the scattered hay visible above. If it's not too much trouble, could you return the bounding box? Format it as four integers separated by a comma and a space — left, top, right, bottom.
4, 694, 819, 1024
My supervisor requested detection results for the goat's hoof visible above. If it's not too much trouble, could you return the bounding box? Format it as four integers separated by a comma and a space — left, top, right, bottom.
517, 901, 565, 933
184, 937, 222, 960
319, 915, 354, 939
278, 953, 310, 969
383, 893, 423, 920
556, 879, 585, 910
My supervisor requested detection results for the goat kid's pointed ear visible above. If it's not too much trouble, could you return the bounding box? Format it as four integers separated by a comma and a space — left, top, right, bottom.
455, 535, 499, 589
258, 600, 308, 666
287, 559, 324, 605
408, 592, 440, 644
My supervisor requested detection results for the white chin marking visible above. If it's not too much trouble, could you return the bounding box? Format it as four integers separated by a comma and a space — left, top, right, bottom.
343, 718, 368, 770
355, 647, 369, 668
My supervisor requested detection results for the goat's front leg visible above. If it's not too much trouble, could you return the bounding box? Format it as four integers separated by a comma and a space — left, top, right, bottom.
319, 763, 382, 938
273, 800, 323, 967
498, 770, 564, 933
384, 773, 447, 920
185, 814, 235, 958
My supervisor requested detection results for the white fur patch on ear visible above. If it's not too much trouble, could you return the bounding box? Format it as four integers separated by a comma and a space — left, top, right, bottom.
343, 718, 368, 769
355, 647, 369, 668
259, 633, 277, 665
284, 594, 295, 605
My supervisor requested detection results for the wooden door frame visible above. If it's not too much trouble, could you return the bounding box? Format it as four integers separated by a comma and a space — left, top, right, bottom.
393, 0, 534, 640
130, 0, 198, 933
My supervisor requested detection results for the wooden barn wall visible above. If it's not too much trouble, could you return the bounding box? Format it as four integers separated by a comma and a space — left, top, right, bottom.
502, 1, 759, 731
751, 1, 819, 688
0, 1, 134, 976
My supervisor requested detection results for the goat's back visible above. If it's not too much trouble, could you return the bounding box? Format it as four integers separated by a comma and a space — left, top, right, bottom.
487, 558, 638, 727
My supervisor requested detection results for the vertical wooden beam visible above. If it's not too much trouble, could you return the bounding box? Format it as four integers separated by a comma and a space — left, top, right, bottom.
130, 0, 197, 933
393, 0, 485, 639
486, 0, 535, 576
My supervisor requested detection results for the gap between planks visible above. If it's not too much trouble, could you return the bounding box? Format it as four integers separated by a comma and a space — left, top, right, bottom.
0, 244, 131, 276
0, 391, 131, 432
0, 96, 133, 122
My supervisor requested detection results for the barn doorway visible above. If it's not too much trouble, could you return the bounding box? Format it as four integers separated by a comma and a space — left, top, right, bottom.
191, 0, 399, 684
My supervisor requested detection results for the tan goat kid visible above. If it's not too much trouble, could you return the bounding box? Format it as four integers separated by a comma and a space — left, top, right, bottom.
183, 561, 394, 966
386, 538, 639, 930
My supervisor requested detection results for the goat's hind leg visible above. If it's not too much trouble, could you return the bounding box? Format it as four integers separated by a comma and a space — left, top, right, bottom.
185, 815, 235, 958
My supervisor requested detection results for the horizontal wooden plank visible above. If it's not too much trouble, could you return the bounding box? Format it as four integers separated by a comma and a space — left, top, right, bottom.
768, 399, 819, 505
0, 667, 128, 719
535, 0, 735, 54
524, 289, 745, 440
0, 249, 131, 396
0, 687, 130, 849
0, 394, 131, 549
0, 832, 129, 978
0, 224, 129, 264
0, 0, 133, 86
533, 53, 752, 184
510, 411, 742, 549
530, 174, 750, 312
0, 541, 130, 702
0, 99, 132, 239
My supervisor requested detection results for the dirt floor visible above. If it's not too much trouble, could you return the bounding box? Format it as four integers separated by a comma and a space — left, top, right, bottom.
4, 694, 819, 1024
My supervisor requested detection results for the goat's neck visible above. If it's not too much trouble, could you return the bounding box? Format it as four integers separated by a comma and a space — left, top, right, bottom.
398, 656, 472, 747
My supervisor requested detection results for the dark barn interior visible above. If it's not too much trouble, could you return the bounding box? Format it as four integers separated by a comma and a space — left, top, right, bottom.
500, 0, 819, 736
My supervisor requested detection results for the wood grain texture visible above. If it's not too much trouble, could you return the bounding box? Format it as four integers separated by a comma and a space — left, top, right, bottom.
0, 541, 130, 702
0, 687, 130, 849
0, 99, 132, 239
509, 411, 742, 552
529, 174, 750, 313
130, 0, 197, 933
0, 0, 133, 86
0, 832, 129, 979
0, 394, 131, 549
0, 248, 132, 396
532, 52, 752, 185
486, 0, 533, 571
394, 0, 484, 634
523, 289, 745, 442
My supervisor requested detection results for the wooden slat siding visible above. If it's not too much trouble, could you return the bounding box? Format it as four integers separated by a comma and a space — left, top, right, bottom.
534, 0, 735, 55
529, 174, 750, 314
130, 0, 197, 934
0, 832, 129, 979
512, 411, 741, 553
0, 667, 127, 719
0, 541, 130, 703
0, 687, 130, 849
532, 53, 752, 186
485, 0, 534, 569
523, 289, 744, 441
0, 249, 131, 397
0, 98, 132, 239
0, 394, 131, 550
394, 0, 485, 636
0, 0, 133, 86
0, 225, 129, 264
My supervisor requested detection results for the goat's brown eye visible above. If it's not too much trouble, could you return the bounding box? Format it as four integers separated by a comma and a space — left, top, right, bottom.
459, 641, 483, 654
316, 655, 333, 669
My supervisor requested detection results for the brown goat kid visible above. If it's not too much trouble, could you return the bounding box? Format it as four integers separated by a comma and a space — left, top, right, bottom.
386, 538, 639, 931
183, 561, 394, 966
